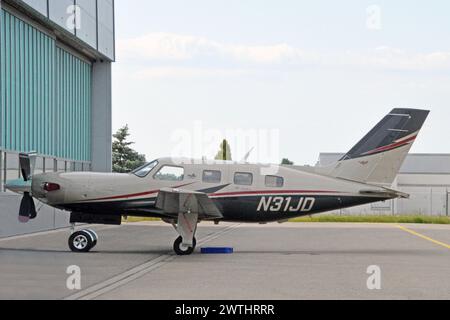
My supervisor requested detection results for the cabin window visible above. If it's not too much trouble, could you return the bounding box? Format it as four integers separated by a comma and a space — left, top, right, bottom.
203, 170, 222, 183
132, 161, 158, 178
234, 172, 253, 186
154, 166, 185, 181
265, 175, 284, 188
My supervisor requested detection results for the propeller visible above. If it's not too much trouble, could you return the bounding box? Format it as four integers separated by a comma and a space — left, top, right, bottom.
18, 152, 37, 223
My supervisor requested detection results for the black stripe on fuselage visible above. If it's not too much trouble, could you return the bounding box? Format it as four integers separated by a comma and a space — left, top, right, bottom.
197, 184, 231, 194
60, 194, 391, 223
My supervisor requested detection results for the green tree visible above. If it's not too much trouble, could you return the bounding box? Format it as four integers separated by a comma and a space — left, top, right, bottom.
215, 139, 232, 161
281, 158, 294, 165
112, 125, 147, 173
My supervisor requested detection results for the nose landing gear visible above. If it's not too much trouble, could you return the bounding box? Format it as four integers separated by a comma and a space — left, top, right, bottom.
68, 229, 98, 253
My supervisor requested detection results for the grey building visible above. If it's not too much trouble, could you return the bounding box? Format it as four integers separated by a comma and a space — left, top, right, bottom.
0, 0, 115, 237
316, 153, 450, 216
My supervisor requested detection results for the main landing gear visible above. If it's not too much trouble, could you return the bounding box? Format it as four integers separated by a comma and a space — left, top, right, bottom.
172, 211, 199, 256
174, 236, 197, 255
68, 229, 98, 253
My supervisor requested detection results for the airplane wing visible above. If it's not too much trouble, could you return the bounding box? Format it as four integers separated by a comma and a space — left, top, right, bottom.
156, 188, 223, 219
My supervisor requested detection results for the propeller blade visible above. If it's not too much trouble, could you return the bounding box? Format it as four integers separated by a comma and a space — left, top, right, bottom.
18, 192, 37, 223
19, 153, 31, 182
29, 197, 37, 219
18, 216, 30, 224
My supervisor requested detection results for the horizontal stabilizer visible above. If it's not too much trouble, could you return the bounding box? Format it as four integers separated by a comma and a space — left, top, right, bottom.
359, 188, 410, 199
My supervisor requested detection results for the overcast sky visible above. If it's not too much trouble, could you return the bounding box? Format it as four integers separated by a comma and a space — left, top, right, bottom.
112, 0, 450, 165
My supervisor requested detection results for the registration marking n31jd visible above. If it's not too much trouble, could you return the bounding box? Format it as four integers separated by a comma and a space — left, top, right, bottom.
257, 197, 316, 213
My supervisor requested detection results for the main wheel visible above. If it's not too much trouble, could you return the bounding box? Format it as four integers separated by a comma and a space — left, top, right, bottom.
84, 229, 98, 248
173, 236, 197, 256
69, 230, 95, 253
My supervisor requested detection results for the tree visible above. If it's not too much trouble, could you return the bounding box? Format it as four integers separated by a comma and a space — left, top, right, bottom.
281, 158, 294, 165
112, 125, 147, 173
215, 139, 232, 161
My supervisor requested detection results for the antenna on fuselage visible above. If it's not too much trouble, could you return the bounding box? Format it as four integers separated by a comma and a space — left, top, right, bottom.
241, 147, 255, 163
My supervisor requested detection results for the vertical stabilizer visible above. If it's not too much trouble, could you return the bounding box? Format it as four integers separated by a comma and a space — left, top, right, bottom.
316, 108, 430, 186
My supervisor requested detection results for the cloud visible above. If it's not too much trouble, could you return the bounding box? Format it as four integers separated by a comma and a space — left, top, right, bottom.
118, 33, 215, 61
117, 32, 450, 72
344, 47, 450, 71
220, 43, 300, 64
117, 32, 303, 64
135, 66, 251, 79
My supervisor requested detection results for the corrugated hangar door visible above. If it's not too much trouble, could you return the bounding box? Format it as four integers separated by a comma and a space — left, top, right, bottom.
55, 46, 92, 162
0, 8, 56, 155
0, 7, 92, 162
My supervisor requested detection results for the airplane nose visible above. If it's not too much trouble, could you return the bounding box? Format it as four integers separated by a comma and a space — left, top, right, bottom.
31, 174, 46, 199
43, 182, 61, 192
32, 173, 68, 206
31, 174, 61, 199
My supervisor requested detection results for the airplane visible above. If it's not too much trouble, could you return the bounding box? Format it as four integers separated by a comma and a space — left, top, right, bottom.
5, 108, 430, 255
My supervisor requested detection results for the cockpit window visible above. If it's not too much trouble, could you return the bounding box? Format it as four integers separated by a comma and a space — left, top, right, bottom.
132, 161, 158, 178
154, 166, 185, 181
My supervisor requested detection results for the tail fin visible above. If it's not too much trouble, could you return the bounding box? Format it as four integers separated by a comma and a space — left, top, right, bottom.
316, 108, 430, 186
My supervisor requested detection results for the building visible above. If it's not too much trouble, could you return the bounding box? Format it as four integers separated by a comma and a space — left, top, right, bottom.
0, 0, 115, 237
316, 153, 450, 216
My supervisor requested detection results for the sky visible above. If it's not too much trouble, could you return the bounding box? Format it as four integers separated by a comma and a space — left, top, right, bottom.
112, 0, 450, 166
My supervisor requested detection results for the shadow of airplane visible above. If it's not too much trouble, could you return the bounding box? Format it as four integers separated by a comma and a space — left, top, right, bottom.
0, 247, 440, 257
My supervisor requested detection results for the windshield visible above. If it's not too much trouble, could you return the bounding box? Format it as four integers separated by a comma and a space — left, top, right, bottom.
132, 160, 158, 178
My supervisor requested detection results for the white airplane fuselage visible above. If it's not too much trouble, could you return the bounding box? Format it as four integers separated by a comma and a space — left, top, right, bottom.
5, 108, 430, 255
30, 158, 394, 223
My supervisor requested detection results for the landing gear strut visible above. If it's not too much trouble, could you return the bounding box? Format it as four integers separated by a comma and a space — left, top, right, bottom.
173, 211, 199, 256
68, 229, 98, 253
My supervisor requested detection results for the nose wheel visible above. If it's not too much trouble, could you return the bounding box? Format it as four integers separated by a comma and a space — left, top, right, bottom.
174, 236, 197, 256
69, 229, 98, 253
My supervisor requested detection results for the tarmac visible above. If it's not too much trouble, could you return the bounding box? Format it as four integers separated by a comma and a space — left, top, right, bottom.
0, 222, 449, 300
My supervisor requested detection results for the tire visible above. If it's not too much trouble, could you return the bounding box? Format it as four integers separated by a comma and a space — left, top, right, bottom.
69, 230, 94, 253
173, 236, 197, 256
84, 229, 98, 248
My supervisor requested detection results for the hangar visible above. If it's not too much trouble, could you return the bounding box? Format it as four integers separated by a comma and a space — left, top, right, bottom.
0, 0, 115, 237
316, 153, 450, 216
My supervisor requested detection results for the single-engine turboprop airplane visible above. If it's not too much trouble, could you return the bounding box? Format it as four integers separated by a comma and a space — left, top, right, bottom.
6, 108, 429, 255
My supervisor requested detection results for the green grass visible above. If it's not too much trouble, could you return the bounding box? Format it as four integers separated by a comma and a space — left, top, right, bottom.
123, 215, 450, 225
289, 215, 450, 225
